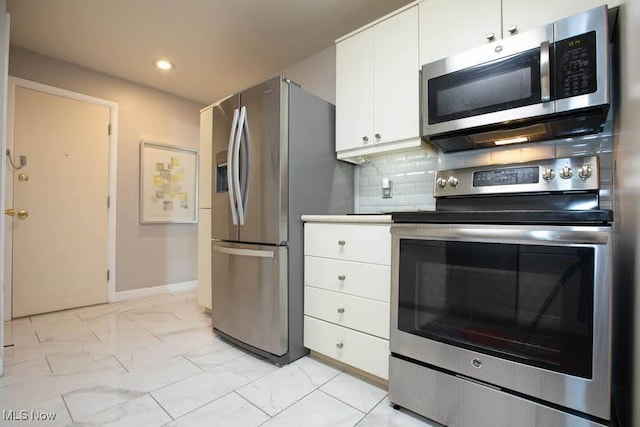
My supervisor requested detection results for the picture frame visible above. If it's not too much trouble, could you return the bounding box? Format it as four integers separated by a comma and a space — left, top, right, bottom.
139, 141, 198, 224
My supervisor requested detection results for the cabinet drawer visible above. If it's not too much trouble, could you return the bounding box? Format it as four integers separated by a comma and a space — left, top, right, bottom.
305, 256, 390, 302
304, 223, 390, 265
304, 286, 390, 339
304, 316, 389, 379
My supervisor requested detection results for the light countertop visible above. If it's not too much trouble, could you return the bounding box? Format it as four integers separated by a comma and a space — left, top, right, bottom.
301, 214, 392, 224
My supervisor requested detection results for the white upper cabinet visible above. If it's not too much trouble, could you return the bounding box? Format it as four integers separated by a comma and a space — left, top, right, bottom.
502, 0, 620, 38
419, 0, 619, 66
336, 5, 420, 162
336, 28, 374, 153
419, 0, 501, 65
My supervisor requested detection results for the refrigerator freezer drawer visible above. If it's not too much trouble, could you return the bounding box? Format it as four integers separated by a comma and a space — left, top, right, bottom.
212, 241, 288, 356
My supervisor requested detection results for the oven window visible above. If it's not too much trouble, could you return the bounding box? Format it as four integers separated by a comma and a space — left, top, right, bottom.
427, 48, 542, 125
398, 239, 594, 379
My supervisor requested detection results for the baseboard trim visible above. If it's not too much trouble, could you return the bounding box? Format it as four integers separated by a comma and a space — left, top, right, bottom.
114, 280, 197, 302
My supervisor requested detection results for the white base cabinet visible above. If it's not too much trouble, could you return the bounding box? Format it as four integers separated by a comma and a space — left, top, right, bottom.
303, 221, 391, 379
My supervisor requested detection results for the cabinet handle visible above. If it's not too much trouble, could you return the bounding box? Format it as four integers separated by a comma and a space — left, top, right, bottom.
375, 133, 381, 139
362, 136, 369, 142
485, 32, 496, 41
337, 307, 345, 314
336, 342, 344, 349
338, 240, 346, 246
508, 25, 518, 34
338, 275, 346, 281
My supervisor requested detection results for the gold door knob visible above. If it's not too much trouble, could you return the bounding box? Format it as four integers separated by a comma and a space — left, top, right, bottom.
17, 210, 28, 220
4, 208, 15, 216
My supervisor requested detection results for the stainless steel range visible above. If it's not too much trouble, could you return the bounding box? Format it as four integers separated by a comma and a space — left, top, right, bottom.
389, 156, 613, 427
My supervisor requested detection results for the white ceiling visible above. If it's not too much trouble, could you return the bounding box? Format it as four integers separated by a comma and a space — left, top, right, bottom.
7, 0, 414, 105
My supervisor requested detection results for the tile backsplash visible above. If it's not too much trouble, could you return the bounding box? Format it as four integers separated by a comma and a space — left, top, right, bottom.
356, 127, 614, 214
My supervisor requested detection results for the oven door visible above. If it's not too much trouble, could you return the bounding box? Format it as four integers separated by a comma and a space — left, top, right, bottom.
390, 223, 612, 421
421, 24, 555, 139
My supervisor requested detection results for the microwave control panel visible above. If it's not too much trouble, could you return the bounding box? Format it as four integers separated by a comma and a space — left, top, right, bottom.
555, 31, 597, 99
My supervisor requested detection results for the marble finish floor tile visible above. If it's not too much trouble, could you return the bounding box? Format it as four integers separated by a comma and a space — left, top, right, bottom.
0, 356, 52, 389
357, 398, 441, 427
167, 392, 270, 427
0, 364, 126, 408
182, 338, 246, 370
151, 354, 276, 419
72, 304, 116, 321
92, 327, 161, 354
46, 352, 123, 376
72, 394, 171, 426
1, 396, 72, 427
321, 372, 387, 413
0, 290, 438, 426
237, 356, 342, 416
63, 356, 201, 421
262, 390, 365, 427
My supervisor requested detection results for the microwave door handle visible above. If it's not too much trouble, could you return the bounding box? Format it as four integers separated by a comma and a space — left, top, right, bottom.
227, 108, 240, 225
540, 41, 551, 102
233, 106, 246, 225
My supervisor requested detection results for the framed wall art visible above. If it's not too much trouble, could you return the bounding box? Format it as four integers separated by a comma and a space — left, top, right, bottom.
140, 141, 198, 223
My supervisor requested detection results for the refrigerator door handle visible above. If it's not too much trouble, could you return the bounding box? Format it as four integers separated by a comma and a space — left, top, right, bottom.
227, 108, 240, 225
240, 108, 251, 221
233, 106, 246, 225
212, 245, 274, 259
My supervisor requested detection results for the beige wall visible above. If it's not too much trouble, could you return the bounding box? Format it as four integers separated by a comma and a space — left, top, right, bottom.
8, 47, 203, 292
280, 45, 336, 105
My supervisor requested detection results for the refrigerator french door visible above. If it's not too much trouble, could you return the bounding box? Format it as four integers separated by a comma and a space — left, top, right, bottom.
211, 77, 289, 359
210, 76, 354, 364
212, 78, 286, 245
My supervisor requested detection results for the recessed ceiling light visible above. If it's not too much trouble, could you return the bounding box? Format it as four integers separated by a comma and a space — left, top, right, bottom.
155, 59, 174, 71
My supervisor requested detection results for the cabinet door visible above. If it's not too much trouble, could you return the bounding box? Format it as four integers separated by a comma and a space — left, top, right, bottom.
336, 28, 374, 152
197, 208, 212, 309
419, 0, 501, 65
198, 107, 213, 209
502, 0, 619, 37
373, 6, 419, 145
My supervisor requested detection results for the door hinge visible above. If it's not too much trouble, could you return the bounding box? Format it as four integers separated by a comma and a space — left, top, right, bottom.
107, 195, 110, 208
107, 270, 110, 281
108, 124, 112, 135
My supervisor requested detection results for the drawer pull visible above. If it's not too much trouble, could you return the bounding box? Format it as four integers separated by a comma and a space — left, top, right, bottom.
337, 307, 345, 314
338, 275, 346, 281
338, 240, 346, 246
336, 342, 344, 349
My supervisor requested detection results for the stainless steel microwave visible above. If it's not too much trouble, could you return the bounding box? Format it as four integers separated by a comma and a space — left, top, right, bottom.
421, 6, 611, 152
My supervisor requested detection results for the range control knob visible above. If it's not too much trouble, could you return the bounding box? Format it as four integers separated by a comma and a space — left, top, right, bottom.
448, 176, 459, 187
560, 166, 573, 179
578, 164, 593, 180
436, 177, 447, 189
542, 168, 555, 181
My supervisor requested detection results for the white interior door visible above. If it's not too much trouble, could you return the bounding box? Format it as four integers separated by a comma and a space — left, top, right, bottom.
10, 86, 110, 317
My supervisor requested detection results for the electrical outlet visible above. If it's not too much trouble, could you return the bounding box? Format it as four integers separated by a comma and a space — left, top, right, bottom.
382, 178, 392, 199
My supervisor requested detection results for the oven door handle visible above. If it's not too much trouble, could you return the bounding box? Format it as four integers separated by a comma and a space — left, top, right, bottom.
540, 41, 551, 102
393, 227, 610, 245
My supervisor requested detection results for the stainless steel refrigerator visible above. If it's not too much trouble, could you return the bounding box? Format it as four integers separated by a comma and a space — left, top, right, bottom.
211, 76, 353, 364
